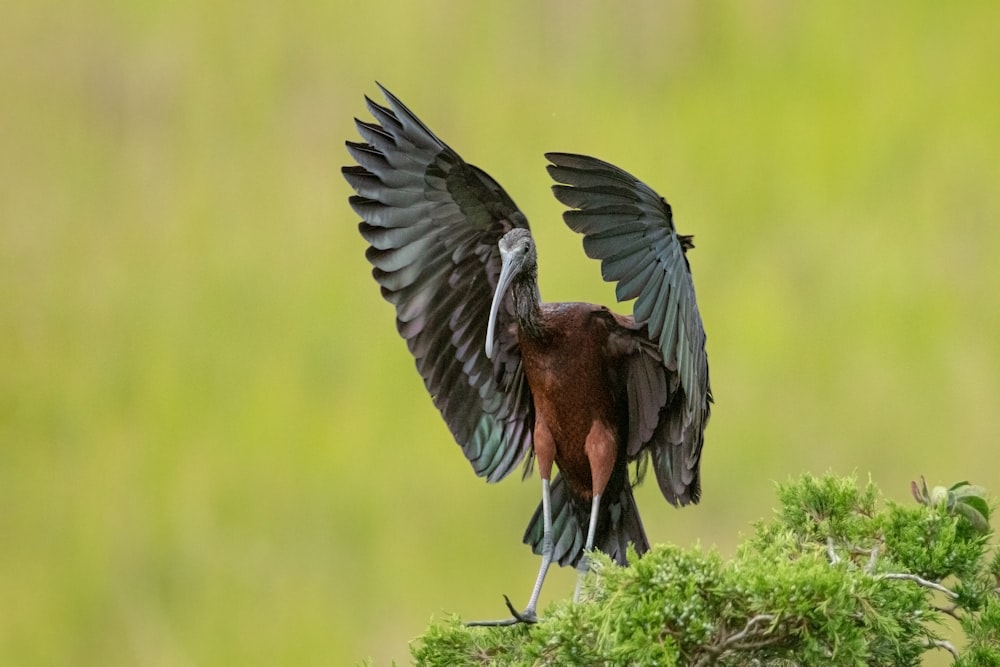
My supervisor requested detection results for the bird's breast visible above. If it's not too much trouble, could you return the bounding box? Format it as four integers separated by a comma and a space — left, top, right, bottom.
519, 304, 627, 486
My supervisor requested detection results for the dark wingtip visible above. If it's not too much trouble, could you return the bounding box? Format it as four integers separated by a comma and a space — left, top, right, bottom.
545, 151, 584, 164
374, 81, 404, 110
545, 152, 621, 171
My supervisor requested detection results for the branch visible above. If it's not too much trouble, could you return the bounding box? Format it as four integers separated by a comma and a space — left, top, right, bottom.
926, 639, 958, 658
865, 542, 880, 574
932, 603, 961, 620
826, 537, 840, 565
877, 573, 958, 599
843, 538, 882, 573
694, 614, 781, 667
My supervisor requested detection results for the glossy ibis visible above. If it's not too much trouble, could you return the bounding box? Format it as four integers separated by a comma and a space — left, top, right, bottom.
343, 85, 711, 625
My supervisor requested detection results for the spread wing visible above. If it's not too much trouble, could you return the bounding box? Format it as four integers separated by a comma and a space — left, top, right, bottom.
547, 153, 711, 504
343, 84, 534, 482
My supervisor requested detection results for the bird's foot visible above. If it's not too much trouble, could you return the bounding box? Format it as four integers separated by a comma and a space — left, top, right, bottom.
465, 595, 539, 627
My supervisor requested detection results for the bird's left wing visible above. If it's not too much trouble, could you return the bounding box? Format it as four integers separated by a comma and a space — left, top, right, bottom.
547, 153, 711, 504
343, 85, 534, 482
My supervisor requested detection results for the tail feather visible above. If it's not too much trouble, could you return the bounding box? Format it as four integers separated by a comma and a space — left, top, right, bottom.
522, 472, 649, 567
598, 481, 649, 564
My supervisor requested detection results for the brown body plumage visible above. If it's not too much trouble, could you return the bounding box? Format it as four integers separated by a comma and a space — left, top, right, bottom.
521, 303, 625, 501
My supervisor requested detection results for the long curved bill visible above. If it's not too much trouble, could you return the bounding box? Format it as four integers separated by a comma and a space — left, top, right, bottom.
485, 252, 518, 360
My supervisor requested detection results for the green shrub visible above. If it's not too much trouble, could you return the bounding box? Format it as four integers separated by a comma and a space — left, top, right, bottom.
411, 474, 997, 666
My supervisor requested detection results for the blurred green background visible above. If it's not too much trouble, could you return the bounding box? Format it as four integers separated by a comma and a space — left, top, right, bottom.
2, 1, 999, 664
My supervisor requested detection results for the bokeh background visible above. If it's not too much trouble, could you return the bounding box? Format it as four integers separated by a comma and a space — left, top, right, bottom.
3, 1, 999, 664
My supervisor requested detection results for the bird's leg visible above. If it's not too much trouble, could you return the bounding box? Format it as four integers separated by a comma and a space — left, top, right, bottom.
466, 477, 553, 627
574, 419, 614, 603
520, 476, 554, 618
573, 494, 601, 602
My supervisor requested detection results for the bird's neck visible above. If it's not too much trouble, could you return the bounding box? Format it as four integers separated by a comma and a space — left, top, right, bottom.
512, 275, 545, 342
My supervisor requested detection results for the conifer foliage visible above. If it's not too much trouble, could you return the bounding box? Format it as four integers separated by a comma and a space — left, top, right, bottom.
412, 474, 999, 666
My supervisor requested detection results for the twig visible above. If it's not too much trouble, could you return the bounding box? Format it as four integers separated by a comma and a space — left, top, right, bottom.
865, 542, 880, 574
834, 541, 882, 573
726, 614, 777, 644
926, 639, 958, 658
693, 614, 779, 667
878, 573, 958, 599
826, 537, 840, 565
932, 604, 961, 620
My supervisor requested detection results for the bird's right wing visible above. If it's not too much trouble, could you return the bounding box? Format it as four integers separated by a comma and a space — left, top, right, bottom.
343, 85, 534, 482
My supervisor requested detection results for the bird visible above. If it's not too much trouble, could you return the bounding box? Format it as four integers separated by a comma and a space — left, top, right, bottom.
343, 84, 711, 625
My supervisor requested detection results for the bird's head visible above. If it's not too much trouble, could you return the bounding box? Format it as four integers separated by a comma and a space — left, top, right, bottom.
486, 228, 537, 359
498, 228, 537, 274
